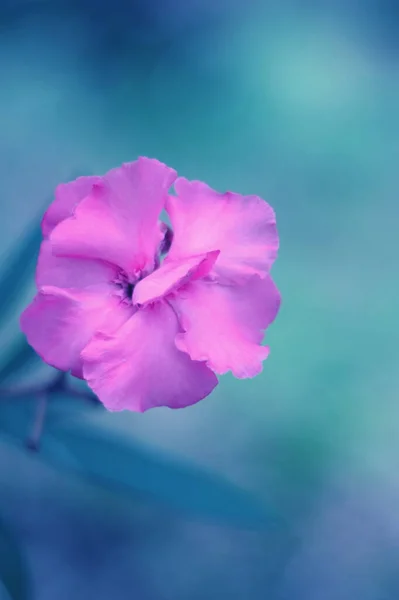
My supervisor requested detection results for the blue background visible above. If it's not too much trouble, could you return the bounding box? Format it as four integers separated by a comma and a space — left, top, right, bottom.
0, 1, 398, 599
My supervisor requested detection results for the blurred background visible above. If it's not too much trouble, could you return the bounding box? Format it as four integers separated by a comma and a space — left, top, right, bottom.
0, 0, 398, 598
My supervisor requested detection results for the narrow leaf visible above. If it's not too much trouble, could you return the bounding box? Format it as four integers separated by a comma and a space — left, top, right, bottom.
0, 336, 40, 384
0, 221, 42, 332
41, 420, 276, 529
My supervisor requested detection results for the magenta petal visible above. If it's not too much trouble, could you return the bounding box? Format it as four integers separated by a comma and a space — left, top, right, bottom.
171, 275, 281, 378
36, 240, 118, 292
81, 301, 218, 412
42, 175, 99, 237
20, 286, 133, 375
132, 251, 219, 306
166, 178, 279, 282
50, 158, 177, 275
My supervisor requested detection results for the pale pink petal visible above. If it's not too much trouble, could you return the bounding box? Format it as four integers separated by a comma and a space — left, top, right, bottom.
166, 179, 279, 282
81, 301, 218, 412
50, 158, 177, 275
132, 251, 219, 307
171, 275, 281, 378
36, 240, 118, 292
41, 175, 99, 237
20, 286, 133, 376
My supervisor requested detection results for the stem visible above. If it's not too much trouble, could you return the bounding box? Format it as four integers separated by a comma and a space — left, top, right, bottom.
47, 370, 67, 393
0, 371, 99, 405
0, 370, 100, 450
26, 393, 48, 452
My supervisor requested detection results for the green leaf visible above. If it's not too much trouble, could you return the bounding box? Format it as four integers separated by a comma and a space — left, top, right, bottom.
40, 419, 277, 529
0, 221, 42, 333
0, 517, 30, 600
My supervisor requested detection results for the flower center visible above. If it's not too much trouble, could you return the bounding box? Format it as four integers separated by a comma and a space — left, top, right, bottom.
113, 223, 174, 304
113, 270, 141, 304
125, 282, 135, 300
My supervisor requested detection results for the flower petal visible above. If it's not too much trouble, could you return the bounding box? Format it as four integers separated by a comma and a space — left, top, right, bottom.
166, 179, 279, 282
36, 240, 118, 292
132, 251, 219, 307
171, 275, 281, 378
20, 286, 133, 376
81, 301, 218, 412
50, 158, 177, 275
42, 175, 98, 237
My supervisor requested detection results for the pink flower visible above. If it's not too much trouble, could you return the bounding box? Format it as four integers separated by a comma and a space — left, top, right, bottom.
20, 158, 280, 412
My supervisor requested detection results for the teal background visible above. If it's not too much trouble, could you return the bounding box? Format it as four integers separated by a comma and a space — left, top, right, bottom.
0, 1, 398, 599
